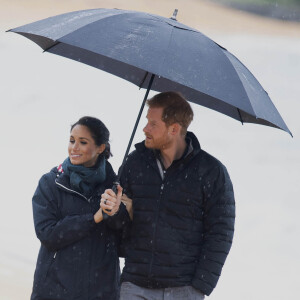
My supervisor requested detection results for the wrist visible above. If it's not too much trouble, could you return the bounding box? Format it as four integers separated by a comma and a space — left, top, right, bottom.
94, 211, 103, 223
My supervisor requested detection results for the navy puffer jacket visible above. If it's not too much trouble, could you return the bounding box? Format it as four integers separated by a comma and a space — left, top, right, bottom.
120, 132, 235, 296
31, 161, 125, 300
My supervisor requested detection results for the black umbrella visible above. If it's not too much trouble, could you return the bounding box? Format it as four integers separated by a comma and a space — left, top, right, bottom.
8, 8, 292, 179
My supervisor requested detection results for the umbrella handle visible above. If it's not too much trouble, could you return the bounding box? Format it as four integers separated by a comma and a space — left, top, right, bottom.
102, 181, 119, 220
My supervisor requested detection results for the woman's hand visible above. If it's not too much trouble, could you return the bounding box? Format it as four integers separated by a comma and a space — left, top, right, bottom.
100, 185, 123, 216
121, 194, 133, 220
94, 208, 103, 223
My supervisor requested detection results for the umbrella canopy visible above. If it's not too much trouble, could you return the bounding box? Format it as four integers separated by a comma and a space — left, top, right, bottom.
8, 8, 291, 136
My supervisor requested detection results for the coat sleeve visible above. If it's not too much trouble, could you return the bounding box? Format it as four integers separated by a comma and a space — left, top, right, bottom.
32, 173, 97, 252
192, 163, 235, 296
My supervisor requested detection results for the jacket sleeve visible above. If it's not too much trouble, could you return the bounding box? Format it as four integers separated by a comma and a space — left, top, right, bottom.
32, 173, 97, 252
192, 164, 235, 296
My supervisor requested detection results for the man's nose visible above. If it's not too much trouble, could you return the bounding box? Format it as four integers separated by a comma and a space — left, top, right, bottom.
143, 123, 149, 133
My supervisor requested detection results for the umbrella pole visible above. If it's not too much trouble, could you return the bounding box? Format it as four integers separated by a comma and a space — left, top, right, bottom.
103, 74, 155, 218
116, 73, 155, 183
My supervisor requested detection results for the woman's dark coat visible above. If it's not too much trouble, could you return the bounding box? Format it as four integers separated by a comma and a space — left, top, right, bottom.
31, 161, 123, 300
119, 132, 235, 296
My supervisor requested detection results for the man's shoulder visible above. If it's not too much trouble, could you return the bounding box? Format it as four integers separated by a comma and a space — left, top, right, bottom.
187, 132, 224, 167
194, 148, 228, 172
125, 148, 146, 165
126, 149, 139, 160
127, 141, 149, 159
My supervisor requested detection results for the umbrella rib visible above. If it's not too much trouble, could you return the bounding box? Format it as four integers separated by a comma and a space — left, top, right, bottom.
41, 14, 120, 52
237, 108, 244, 125
43, 10, 134, 52
139, 71, 149, 89
217, 47, 257, 117
219, 48, 291, 135
158, 24, 175, 76
43, 41, 61, 52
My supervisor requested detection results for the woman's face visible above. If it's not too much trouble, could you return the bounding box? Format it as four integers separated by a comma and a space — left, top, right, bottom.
68, 125, 105, 167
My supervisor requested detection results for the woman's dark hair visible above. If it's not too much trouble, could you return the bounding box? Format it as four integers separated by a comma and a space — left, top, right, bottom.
71, 116, 112, 159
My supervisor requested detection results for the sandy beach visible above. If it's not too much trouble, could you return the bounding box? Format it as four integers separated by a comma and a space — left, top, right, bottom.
1, 0, 299, 299
1, 0, 300, 36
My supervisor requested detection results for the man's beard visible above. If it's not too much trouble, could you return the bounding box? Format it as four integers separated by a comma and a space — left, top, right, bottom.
144, 133, 172, 150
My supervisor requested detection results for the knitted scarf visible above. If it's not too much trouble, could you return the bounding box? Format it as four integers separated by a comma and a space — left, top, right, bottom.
61, 156, 106, 198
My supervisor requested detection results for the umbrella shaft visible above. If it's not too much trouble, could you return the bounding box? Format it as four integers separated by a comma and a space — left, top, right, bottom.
117, 73, 155, 182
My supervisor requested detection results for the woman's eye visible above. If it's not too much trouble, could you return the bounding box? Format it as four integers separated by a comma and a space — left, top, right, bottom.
81, 141, 87, 145
69, 140, 75, 144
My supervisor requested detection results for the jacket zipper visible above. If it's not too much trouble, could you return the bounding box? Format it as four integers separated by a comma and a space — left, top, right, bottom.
148, 177, 165, 279
145, 147, 196, 280
55, 180, 92, 202
43, 251, 57, 281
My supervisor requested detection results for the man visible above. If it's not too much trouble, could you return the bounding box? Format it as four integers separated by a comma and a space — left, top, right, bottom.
101, 91, 235, 299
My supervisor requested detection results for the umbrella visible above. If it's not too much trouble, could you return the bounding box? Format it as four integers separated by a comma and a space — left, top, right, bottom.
8, 8, 292, 176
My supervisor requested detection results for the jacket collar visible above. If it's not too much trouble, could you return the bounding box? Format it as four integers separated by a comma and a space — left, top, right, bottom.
135, 131, 201, 156
53, 166, 103, 202
134, 131, 201, 174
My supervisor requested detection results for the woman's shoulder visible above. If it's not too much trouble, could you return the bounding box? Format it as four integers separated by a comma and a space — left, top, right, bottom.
38, 165, 61, 185
105, 160, 116, 179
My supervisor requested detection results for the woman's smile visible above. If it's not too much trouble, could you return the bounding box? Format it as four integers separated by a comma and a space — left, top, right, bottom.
68, 125, 104, 167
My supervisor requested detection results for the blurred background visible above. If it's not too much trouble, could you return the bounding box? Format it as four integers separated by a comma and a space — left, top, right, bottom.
215, 0, 300, 21
1, 0, 299, 299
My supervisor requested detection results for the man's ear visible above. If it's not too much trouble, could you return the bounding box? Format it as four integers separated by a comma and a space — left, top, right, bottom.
169, 123, 181, 135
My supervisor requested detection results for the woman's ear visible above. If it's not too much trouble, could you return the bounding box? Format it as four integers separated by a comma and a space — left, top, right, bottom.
98, 144, 106, 154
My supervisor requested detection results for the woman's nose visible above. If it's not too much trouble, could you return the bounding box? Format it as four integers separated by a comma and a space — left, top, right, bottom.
73, 142, 79, 150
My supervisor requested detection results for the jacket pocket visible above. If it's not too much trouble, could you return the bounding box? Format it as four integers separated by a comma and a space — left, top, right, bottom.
43, 251, 57, 281
42, 249, 70, 298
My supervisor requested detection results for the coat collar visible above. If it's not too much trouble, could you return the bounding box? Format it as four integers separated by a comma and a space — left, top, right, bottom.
134, 131, 201, 174
134, 131, 201, 156
53, 166, 103, 202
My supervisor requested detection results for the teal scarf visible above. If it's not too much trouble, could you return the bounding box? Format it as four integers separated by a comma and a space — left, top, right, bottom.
62, 156, 106, 198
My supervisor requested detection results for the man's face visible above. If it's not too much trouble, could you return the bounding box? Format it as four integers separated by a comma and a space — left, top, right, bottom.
143, 107, 172, 150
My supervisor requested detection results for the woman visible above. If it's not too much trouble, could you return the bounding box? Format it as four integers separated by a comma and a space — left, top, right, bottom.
31, 116, 128, 300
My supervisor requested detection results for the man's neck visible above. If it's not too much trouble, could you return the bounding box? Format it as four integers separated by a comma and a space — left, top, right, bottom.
160, 137, 187, 169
